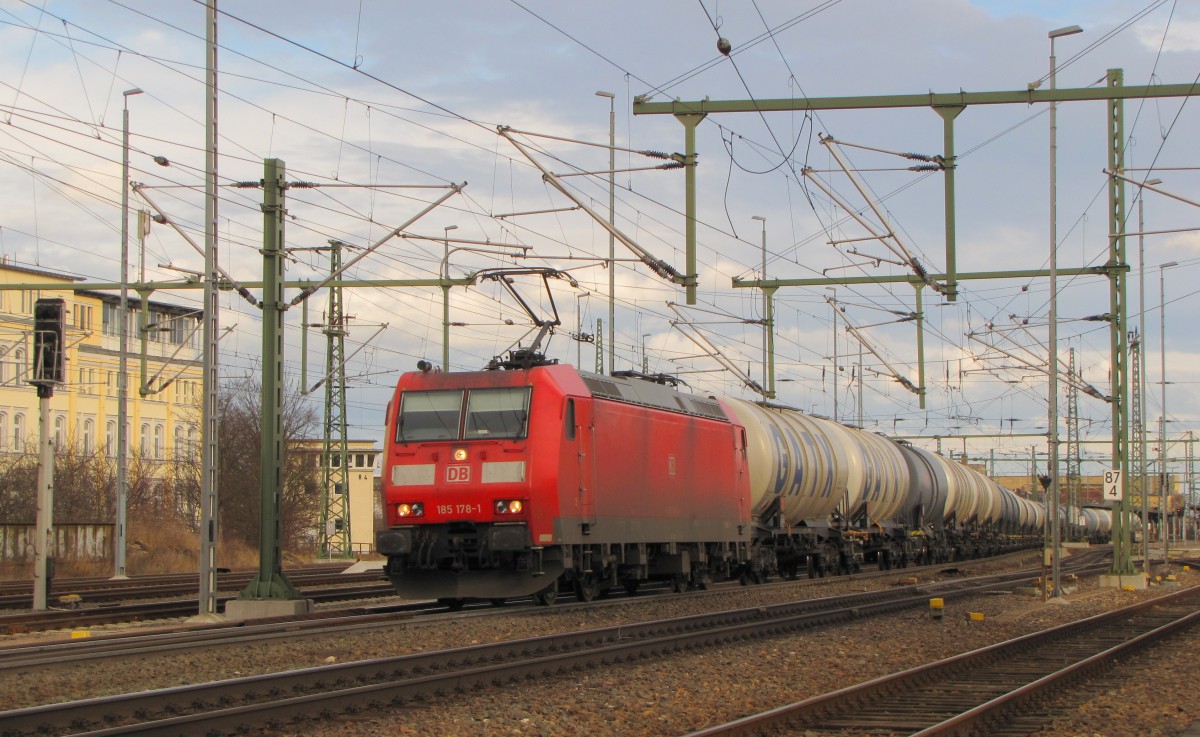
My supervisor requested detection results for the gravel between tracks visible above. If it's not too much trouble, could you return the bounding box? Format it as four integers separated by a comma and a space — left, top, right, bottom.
3, 551, 1199, 737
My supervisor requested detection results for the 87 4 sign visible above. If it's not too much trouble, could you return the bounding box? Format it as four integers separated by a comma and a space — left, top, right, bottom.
1103, 469, 1122, 501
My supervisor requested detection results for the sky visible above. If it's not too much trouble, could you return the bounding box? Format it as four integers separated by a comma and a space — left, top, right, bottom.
0, 0, 1197, 480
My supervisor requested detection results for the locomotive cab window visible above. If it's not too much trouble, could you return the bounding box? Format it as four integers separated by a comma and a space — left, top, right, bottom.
564, 398, 575, 440
464, 387, 531, 439
397, 390, 464, 442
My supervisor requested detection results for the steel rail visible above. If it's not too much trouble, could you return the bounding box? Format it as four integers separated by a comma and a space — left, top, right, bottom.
680, 583, 1200, 737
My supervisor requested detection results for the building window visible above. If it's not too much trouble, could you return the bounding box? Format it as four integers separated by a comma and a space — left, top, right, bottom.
103, 302, 118, 335
153, 424, 164, 459
140, 423, 150, 456
106, 421, 115, 458
0, 413, 8, 449
74, 303, 93, 331
53, 415, 65, 449
13, 414, 25, 452
83, 418, 95, 454
13, 347, 25, 382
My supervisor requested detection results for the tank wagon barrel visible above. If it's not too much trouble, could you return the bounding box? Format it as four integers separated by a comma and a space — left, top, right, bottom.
376, 363, 1059, 606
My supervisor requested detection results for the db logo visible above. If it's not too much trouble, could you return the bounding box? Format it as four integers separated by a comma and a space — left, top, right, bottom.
446, 465, 471, 483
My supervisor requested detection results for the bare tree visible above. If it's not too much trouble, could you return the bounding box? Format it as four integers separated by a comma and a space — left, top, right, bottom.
216, 378, 323, 553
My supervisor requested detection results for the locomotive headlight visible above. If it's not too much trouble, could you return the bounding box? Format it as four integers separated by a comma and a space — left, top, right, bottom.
494, 499, 524, 514
508, 500, 523, 513
396, 502, 424, 517
452, 447, 468, 462
494, 500, 507, 514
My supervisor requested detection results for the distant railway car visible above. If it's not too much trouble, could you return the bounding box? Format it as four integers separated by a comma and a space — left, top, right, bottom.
377, 360, 1051, 606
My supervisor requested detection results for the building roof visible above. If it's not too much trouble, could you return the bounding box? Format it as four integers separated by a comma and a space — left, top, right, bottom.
0, 259, 85, 282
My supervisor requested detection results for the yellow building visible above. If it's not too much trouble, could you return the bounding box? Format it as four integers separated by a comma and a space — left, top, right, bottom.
0, 261, 202, 462
292, 438, 380, 555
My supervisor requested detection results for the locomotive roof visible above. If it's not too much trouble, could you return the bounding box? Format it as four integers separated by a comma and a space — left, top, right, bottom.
577, 369, 730, 422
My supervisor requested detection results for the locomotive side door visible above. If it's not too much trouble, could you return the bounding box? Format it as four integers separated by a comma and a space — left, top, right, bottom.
568, 397, 597, 532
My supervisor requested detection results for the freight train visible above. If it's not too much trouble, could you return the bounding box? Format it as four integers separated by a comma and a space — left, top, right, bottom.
376, 358, 1088, 606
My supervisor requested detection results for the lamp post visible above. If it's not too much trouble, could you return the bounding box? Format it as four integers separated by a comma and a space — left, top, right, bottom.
1137, 178, 1162, 569
596, 91, 615, 375
115, 87, 142, 581
441, 225, 458, 371
1159, 260, 1178, 568
1046, 23, 1081, 598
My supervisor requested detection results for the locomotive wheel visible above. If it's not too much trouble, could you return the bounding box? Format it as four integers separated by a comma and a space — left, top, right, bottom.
670, 575, 687, 593
623, 579, 640, 596
806, 556, 817, 579
438, 598, 466, 611
489, 598, 508, 607
574, 573, 600, 603
533, 583, 558, 606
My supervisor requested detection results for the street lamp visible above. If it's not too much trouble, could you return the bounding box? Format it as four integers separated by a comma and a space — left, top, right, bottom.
1046, 23, 1082, 598
1159, 260, 1178, 567
115, 87, 143, 581
442, 225, 458, 371
596, 91, 616, 375
1137, 177, 1162, 570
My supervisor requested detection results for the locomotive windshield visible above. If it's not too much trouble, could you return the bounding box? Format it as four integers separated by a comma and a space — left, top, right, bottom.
397, 387, 531, 442
397, 390, 463, 442
465, 387, 531, 439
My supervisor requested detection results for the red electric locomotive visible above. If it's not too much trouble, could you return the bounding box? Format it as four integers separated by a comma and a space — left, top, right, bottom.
377, 360, 752, 605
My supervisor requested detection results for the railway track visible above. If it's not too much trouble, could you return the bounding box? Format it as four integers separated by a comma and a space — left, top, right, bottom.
0, 548, 1065, 635
0, 564, 376, 609
0, 550, 1073, 668
0, 575, 394, 634
0, 560, 1109, 737
679, 583, 1200, 737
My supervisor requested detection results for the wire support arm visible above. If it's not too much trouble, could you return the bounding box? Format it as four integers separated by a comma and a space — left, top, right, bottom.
305, 323, 387, 394
828, 298, 922, 398
667, 302, 766, 397
497, 126, 689, 287
286, 183, 466, 309
814, 135, 949, 296
133, 185, 261, 308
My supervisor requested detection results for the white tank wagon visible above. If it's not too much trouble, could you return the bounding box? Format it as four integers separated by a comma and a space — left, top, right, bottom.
1076, 507, 1113, 541
721, 398, 863, 524
718, 398, 1042, 574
